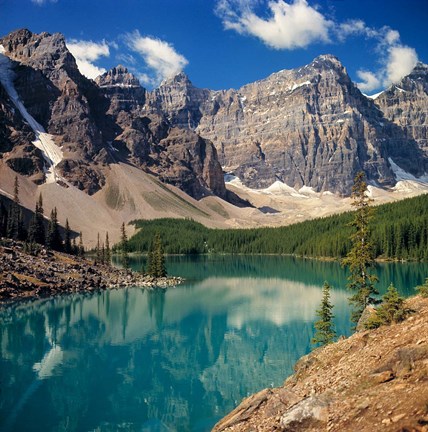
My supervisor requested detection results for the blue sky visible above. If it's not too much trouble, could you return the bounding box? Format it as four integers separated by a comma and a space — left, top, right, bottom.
1, 0, 427, 93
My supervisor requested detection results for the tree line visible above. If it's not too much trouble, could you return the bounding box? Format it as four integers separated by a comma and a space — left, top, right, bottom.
0, 176, 83, 255
127, 193, 428, 261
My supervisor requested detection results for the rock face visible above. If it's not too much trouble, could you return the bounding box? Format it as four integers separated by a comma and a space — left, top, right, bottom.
1, 28, 427, 199
154, 55, 428, 194
375, 62, 428, 159
0, 29, 227, 199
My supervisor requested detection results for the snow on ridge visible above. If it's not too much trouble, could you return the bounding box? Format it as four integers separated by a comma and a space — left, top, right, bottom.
365, 90, 384, 100
388, 158, 428, 183
0, 46, 63, 184
290, 81, 311, 92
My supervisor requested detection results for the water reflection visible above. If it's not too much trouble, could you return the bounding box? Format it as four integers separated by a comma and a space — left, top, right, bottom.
1, 256, 427, 432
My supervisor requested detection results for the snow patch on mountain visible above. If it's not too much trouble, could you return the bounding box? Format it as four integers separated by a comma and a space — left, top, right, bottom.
0, 45, 63, 184
388, 158, 428, 183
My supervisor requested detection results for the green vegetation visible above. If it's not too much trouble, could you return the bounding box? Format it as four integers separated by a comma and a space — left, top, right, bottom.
365, 284, 408, 329
119, 222, 130, 269
416, 278, 428, 297
127, 193, 428, 261
312, 282, 336, 346
342, 172, 379, 324
147, 232, 167, 278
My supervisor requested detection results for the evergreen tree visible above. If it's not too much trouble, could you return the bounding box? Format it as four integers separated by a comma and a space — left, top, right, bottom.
95, 233, 101, 264
120, 222, 129, 269
365, 284, 408, 329
28, 194, 45, 245
0, 201, 8, 237
105, 232, 111, 265
64, 219, 72, 254
46, 207, 62, 251
78, 232, 85, 257
72, 237, 78, 255
416, 278, 428, 298
312, 282, 336, 346
147, 232, 166, 278
342, 172, 379, 325
7, 176, 22, 240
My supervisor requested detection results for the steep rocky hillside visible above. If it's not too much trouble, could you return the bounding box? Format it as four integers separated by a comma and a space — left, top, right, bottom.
213, 295, 428, 432
0, 29, 226, 199
375, 62, 428, 159
154, 56, 428, 195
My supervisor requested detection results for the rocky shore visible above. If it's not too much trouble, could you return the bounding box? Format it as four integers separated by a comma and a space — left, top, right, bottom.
213, 296, 428, 432
0, 239, 183, 302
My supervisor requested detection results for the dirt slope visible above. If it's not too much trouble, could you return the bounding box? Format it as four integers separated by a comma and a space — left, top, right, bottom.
213, 296, 428, 432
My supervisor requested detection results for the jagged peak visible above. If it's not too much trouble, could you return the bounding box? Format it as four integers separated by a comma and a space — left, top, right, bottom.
160, 71, 192, 87
96, 64, 141, 88
310, 54, 344, 71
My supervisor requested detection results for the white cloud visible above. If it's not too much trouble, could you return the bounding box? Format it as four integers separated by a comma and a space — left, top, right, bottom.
125, 30, 188, 86
385, 45, 418, 85
67, 40, 110, 79
216, 0, 333, 49
356, 70, 381, 92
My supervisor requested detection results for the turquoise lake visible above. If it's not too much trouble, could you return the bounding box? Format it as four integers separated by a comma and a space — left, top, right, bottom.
1, 256, 427, 432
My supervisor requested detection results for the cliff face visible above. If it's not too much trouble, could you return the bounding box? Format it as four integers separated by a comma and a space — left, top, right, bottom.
213, 295, 428, 432
0, 29, 227, 199
375, 62, 428, 159
154, 55, 428, 195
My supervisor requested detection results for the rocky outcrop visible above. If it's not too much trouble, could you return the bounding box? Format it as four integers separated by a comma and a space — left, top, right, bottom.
213, 295, 428, 432
0, 239, 183, 302
154, 55, 428, 195
98, 65, 226, 199
0, 29, 228, 200
375, 62, 428, 159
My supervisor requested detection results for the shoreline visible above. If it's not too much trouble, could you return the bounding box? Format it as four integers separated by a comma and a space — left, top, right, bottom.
0, 239, 183, 304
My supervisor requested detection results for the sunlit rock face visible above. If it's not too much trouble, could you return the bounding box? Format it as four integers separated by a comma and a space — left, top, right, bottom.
374, 62, 428, 159
154, 55, 428, 195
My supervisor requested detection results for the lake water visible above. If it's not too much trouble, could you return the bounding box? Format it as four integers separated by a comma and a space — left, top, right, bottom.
1, 256, 427, 432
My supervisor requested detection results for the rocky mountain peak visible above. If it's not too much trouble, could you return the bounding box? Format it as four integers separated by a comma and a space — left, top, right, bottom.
160, 71, 192, 88
96, 65, 141, 88
0, 28, 76, 75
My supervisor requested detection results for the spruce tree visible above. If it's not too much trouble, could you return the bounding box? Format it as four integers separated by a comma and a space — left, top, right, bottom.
78, 232, 85, 257
64, 219, 72, 254
312, 282, 336, 346
365, 284, 407, 329
147, 232, 166, 277
342, 172, 379, 325
95, 233, 101, 264
46, 207, 62, 251
7, 176, 21, 240
105, 232, 111, 265
28, 194, 45, 245
120, 222, 129, 269
0, 201, 8, 237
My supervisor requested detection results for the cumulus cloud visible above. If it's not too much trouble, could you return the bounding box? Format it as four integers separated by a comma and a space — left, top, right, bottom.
355, 28, 418, 92
216, 0, 333, 49
67, 40, 110, 79
124, 30, 188, 86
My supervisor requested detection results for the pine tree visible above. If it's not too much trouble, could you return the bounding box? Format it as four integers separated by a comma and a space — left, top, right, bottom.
95, 233, 101, 264
120, 222, 129, 269
0, 201, 8, 237
365, 284, 407, 329
78, 231, 85, 257
342, 172, 379, 325
72, 237, 77, 255
7, 176, 21, 240
147, 232, 166, 277
28, 194, 45, 245
416, 278, 428, 298
64, 219, 72, 253
105, 232, 111, 265
46, 207, 62, 251
312, 282, 336, 346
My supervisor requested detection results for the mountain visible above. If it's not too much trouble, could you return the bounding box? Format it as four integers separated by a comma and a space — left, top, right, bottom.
154, 55, 428, 195
0, 28, 427, 245
0, 29, 226, 199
